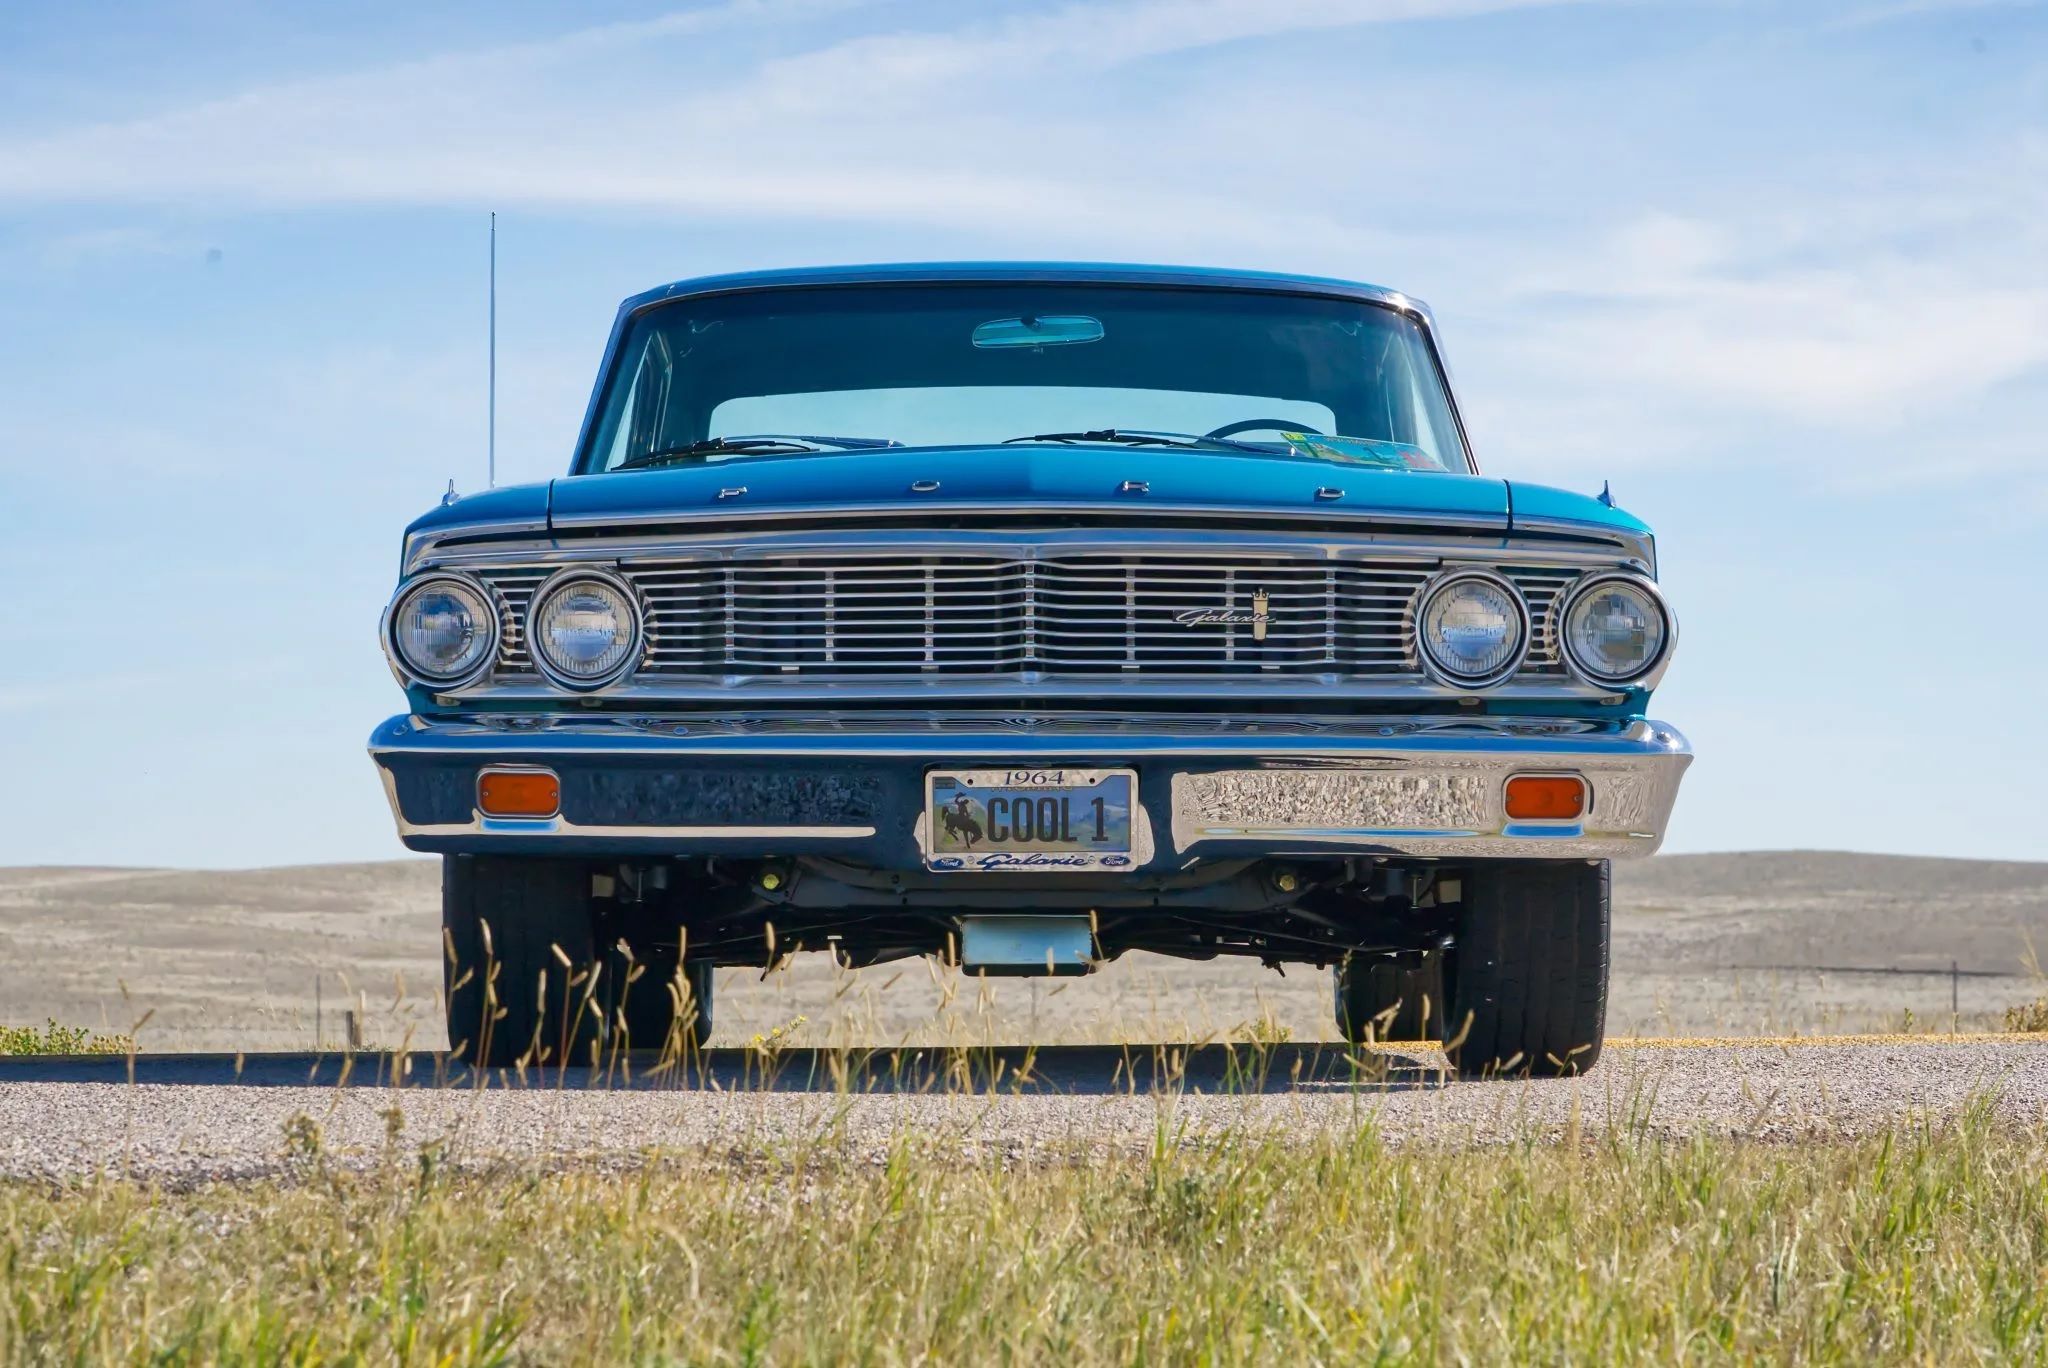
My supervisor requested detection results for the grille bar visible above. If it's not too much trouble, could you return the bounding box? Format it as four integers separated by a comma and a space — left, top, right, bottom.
485, 551, 1593, 681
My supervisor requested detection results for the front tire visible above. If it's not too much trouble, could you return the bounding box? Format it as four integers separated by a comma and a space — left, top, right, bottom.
442, 855, 603, 1069
1441, 861, 1610, 1078
443, 857, 715, 1067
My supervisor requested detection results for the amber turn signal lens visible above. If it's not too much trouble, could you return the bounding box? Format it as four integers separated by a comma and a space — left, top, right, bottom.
1504, 775, 1586, 821
477, 768, 560, 818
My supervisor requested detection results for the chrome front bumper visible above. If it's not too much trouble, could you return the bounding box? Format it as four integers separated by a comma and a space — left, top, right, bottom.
368, 712, 1691, 866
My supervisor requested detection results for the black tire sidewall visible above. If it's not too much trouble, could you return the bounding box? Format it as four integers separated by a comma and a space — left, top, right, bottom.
443, 855, 602, 1069
1441, 860, 1609, 1078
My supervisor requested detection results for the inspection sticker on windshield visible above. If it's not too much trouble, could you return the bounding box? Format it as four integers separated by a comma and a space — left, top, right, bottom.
925, 769, 1136, 872
1281, 434, 1447, 470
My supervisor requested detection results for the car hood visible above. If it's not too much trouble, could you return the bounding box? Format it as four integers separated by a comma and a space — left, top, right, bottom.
544, 445, 1513, 527
405, 449, 1653, 569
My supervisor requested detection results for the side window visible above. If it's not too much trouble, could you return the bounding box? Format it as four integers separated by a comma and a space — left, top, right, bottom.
603, 333, 675, 467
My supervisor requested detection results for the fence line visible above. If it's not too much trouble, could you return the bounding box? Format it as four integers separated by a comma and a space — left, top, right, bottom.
1715, 963, 2022, 980
1709, 960, 2047, 1027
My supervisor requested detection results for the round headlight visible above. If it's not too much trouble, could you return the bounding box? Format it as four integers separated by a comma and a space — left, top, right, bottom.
1417, 571, 1528, 687
529, 571, 641, 689
386, 575, 497, 687
1561, 575, 1671, 686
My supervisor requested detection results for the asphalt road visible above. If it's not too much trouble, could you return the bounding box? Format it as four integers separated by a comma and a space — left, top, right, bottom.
4, 1036, 2046, 1184
0, 1041, 1429, 1092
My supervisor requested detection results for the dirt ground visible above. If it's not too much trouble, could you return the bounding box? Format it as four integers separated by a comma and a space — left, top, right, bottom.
2, 852, 2044, 1052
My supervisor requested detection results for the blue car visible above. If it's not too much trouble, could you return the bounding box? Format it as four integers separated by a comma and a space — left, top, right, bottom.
370, 263, 1690, 1075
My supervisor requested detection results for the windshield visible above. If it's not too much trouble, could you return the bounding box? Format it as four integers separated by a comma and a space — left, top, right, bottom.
578, 281, 1471, 474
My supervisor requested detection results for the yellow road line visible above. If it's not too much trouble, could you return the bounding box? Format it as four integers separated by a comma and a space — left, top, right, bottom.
1326, 1032, 2048, 1052
1607, 1032, 2048, 1049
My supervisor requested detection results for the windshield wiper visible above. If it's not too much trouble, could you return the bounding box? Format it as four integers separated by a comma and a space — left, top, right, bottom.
1002, 428, 1277, 453
614, 434, 897, 471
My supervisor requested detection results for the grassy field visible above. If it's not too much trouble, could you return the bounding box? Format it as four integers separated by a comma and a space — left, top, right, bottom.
5, 1108, 2047, 1364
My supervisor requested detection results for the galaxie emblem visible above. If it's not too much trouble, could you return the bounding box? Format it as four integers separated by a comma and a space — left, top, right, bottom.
1174, 589, 1270, 642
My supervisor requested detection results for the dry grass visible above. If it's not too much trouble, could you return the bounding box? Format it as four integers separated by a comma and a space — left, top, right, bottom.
4, 1106, 2048, 1363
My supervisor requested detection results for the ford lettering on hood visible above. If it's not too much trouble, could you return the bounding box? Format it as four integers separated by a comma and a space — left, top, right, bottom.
544, 443, 1514, 529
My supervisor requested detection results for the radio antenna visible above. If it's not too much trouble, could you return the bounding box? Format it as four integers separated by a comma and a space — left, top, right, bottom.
487, 211, 497, 488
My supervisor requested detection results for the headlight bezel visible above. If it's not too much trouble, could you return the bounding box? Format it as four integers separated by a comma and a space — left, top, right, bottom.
526, 566, 645, 692
1414, 568, 1531, 689
1558, 572, 1675, 690
382, 572, 501, 690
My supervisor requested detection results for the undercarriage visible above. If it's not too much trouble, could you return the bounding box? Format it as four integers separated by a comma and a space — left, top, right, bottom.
598, 854, 1457, 973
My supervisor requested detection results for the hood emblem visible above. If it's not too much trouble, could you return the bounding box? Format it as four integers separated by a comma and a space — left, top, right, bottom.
1174, 589, 1270, 641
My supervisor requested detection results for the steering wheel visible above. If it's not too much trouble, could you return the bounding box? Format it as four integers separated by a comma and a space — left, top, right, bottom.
1204, 418, 1323, 440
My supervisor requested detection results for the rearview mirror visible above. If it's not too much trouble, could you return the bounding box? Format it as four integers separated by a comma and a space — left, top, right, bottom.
971, 315, 1105, 349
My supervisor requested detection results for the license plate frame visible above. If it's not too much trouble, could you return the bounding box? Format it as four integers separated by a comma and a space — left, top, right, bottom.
924, 767, 1137, 873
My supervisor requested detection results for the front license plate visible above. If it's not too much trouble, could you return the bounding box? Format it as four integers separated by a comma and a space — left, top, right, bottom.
925, 768, 1136, 872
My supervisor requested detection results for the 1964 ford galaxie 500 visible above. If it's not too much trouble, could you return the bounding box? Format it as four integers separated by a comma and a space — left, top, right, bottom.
370, 263, 1689, 1075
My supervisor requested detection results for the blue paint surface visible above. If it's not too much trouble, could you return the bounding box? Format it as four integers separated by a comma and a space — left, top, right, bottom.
1507, 480, 1653, 539
543, 446, 1513, 525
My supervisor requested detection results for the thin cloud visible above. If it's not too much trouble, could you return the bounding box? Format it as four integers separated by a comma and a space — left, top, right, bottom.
1480, 177, 2048, 464
0, 0, 1584, 234
751, 0, 1586, 96
1819, 0, 2044, 31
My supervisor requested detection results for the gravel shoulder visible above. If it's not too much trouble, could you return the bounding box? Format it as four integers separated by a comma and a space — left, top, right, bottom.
5, 1037, 2046, 1185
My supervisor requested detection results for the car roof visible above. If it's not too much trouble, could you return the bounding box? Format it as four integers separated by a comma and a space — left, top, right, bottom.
617, 261, 1429, 322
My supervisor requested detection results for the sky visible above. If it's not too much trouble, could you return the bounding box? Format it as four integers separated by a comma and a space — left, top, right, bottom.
1, 0, 2044, 869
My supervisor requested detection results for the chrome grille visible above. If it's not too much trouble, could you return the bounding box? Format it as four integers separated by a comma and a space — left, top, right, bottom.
477, 550, 1597, 682
487, 566, 552, 672
1503, 565, 1578, 674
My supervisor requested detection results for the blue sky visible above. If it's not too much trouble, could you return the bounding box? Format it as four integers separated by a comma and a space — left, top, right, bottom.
1, 0, 2043, 868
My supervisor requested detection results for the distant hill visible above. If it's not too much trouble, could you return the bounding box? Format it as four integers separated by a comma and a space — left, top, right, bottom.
1619, 850, 2048, 904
